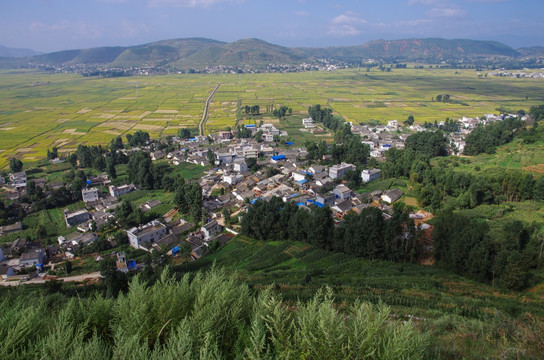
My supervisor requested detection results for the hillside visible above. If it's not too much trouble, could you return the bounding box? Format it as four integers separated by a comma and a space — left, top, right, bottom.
171, 235, 544, 358
18, 37, 539, 70
300, 38, 520, 60
0, 45, 41, 58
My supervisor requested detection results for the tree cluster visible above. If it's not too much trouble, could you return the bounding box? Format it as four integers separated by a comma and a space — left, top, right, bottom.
272, 106, 292, 119
405, 131, 448, 158
464, 117, 525, 155
126, 130, 150, 147
126, 151, 169, 190
306, 133, 370, 166
46, 147, 58, 160
243, 105, 260, 116
174, 179, 203, 222
308, 104, 343, 132
235, 125, 253, 139
241, 197, 421, 263
434, 214, 542, 290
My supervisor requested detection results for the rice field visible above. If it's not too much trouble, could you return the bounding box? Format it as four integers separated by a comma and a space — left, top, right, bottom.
0, 67, 543, 169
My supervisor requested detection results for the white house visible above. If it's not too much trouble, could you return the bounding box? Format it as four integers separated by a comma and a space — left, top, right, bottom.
82, 187, 99, 203
329, 163, 355, 179
201, 220, 222, 240
127, 220, 168, 250
381, 189, 403, 204
361, 168, 381, 183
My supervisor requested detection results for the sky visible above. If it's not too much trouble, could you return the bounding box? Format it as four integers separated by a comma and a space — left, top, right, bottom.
1, 0, 543, 53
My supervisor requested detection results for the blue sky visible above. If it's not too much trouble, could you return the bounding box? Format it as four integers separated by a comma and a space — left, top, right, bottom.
1, 0, 543, 53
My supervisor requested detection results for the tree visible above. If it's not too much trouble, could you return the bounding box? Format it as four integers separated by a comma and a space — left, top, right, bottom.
47, 147, 58, 160
64, 261, 73, 275
207, 148, 216, 165
404, 115, 415, 126
222, 207, 231, 226
177, 128, 192, 139
9, 158, 23, 173
109, 136, 124, 152
106, 156, 117, 179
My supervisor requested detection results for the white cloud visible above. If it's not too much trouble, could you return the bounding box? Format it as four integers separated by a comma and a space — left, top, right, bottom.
328, 12, 366, 36
426, 7, 467, 17
331, 12, 367, 25
148, 0, 241, 8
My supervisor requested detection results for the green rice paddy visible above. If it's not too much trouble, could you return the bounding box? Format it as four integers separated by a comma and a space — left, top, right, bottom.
1, 67, 543, 168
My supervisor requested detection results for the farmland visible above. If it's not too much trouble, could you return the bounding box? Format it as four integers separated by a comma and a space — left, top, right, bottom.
1, 67, 544, 168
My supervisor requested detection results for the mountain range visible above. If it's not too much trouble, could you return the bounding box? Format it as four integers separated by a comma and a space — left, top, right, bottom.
2, 37, 543, 70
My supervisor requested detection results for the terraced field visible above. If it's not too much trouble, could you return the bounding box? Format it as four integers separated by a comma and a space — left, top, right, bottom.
1, 67, 543, 168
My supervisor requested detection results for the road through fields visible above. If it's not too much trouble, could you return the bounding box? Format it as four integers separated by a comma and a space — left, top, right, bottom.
199, 83, 221, 136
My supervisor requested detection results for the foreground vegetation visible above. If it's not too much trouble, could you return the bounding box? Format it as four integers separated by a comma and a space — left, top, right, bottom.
1, 268, 430, 360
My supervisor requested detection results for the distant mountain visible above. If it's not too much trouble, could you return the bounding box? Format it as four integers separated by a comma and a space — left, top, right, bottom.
0, 45, 41, 58
298, 38, 520, 60
15, 37, 542, 71
517, 46, 544, 57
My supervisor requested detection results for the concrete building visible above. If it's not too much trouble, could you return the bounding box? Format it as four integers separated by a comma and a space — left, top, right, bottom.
382, 189, 403, 204
109, 184, 135, 197
201, 220, 222, 240
233, 161, 248, 172
333, 184, 352, 202
19, 249, 45, 268
361, 168, 382, 183
64, 209, 91, 228
82, 187, 99, 203
329, 163, 356, 179
126, 220, 168, 250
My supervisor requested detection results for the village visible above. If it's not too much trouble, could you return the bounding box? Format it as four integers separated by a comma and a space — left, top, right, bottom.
0, 110, 530, 284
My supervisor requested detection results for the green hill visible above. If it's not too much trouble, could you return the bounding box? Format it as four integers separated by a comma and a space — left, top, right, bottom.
300, 38, 520, 60
21, 37, 534, 70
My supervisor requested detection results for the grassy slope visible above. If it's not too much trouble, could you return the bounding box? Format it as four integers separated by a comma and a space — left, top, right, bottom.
174, 235, 544, 358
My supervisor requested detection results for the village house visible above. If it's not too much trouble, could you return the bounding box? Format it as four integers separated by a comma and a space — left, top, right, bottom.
361, 168, 381, 183
127, 220, 169, 250
19, 248, 46, 268
333, 184, 352, 202
64, 209, 91, 228
201, 220, 223, 240
381, 189, 404, 204
329, 163, 356, 179
0, 222, 23, 237
109, 184, 136, 197
82, 187, 100, 203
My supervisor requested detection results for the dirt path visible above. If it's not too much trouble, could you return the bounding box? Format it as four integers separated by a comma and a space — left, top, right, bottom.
199, 83, 221, 136
0, 271, 102, 286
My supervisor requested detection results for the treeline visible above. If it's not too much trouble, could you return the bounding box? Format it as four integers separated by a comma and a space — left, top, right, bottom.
384, 148, 544, 209
464, 116, 525, 155
422, 118, 460, 133
306, 135, 370, 166
308, 104, 344, 132
405, 131, 448, 158
433, 94, 468, 106
434, 213, 542, 290
241, 197, 420, 263
0, 269, 427, 359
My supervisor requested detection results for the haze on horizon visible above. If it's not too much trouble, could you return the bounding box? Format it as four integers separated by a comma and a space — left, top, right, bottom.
1, 0, 543, 53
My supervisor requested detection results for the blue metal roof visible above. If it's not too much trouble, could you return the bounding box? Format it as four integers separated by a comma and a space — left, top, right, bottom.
285, 142, 294, 146
245, 124, 256, 128
296, 202, 306, 207
297, 179, 308, 184
271, 155, 286, 161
